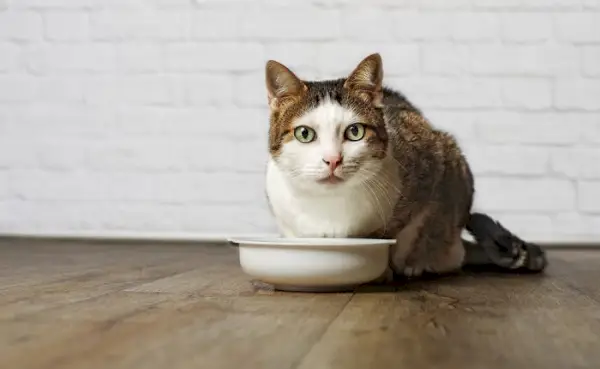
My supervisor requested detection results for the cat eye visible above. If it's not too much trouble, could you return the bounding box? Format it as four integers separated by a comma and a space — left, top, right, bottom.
344, 123, 366, 141
294, 126, 316, 143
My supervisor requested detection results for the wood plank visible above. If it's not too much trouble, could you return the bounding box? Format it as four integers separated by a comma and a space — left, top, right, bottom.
3, 241, 600, 369
0, 240, 220, 291
543, 250, 600, 303
2, 293, 351, 369
0, 242, 233, 319
297, 270, 600, 369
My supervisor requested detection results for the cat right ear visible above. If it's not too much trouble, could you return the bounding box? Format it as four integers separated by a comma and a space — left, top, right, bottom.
265, 60, 306, 111
344, 53, 384, 108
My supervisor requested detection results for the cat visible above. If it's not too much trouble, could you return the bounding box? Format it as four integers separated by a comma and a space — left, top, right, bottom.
264, 53, 547, 279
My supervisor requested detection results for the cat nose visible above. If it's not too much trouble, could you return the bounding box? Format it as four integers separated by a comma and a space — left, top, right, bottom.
322, 154, 343, 171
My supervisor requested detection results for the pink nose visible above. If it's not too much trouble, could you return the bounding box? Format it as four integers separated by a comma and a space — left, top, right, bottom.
322, 154, 343, 171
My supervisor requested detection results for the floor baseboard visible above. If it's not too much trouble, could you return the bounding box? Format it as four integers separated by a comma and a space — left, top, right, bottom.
0, 231, 599, 250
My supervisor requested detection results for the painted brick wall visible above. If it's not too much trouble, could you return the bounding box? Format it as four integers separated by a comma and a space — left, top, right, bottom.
0, 0, 599, 242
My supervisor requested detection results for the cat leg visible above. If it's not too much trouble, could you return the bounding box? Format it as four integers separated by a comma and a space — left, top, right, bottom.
389, 207, 431, 277
391, 210, 465, 277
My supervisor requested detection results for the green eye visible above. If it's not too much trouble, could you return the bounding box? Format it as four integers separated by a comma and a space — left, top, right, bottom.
345, 123, 366, 141
294, 126, 316, 143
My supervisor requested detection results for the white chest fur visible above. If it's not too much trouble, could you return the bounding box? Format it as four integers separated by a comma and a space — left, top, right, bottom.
265, 159, 400, 238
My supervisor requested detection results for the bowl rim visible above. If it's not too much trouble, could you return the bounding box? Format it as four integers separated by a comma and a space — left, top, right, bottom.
228, 237, 396, 247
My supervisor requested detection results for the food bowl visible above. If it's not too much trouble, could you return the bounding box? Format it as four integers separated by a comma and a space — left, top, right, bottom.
227, 237, 396, 292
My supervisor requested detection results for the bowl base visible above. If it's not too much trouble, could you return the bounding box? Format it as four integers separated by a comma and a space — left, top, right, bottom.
272, 283, 359, 293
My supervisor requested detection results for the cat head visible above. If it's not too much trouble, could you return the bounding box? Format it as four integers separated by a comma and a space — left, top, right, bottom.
265, 53, 390, 193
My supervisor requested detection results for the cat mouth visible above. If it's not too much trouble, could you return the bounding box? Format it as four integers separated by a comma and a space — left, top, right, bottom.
317, 175, 344, 185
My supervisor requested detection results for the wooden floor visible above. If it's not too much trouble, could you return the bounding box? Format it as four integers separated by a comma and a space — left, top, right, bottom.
1, 239, 600, 369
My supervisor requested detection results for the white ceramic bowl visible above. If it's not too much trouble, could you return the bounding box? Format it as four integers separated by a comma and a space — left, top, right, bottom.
227, 237, 396, 292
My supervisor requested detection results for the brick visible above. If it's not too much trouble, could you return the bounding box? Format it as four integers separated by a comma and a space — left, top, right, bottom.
86, 75, 176, 107
341, 8, 392, 41
152, 0, 195, 7
181, 204, 276, 234
14, 106, 112, 138
90, 10, 190, 40
579, 181, 600, 212
392, 11, 451, 41
474, 0, 581, 9
185, 137, 267, 173
423, 111, 477, 144
82, 75, 120, 105
165, 43, 264, 72
93, 0, 159, 9
36, 142, 86, 171
388, 77, 502, 109
184, 74, 233, 106
15, 0, 93, 8
580, 114, 600, 144
0, 172, 7, 199
465, 145, 550, 176
98, 203, 184, 232
553, 213, 600, 239
500, 78, 552, 109
555, 79, 600, 110
0, 110, 9, 135
240, 8, 340, 41
583, 0, 600, 9
475, 178, 575, 211
555, 13, 600, 43
86, 173, 266, 204
37, 77, 83, 103
552, 148, 600, 179
475, 112, 583, 145
0, 140, 37, 169
85, 140, 185, 172
501, 13, 552, 43
234, 73, 266, 107
482, 213, 554, 242
119, 75, 178, 105
0, 43, 18, 71
25, 44, 116, 74
114, 107, 269, 139
0, 76, 37, 102
0, 12, 43, 41
553, 0, 587, 8
317, 43, 419, 76
582, 47, 600, 77
451, 13, 500, 41
192, 9, 239, 40
44, 12, 88, 41
265, 43, 319, 75
469, 45, 579, 76
117, 43, 163, 72
8, 171, 103, 201
417, 0, 470, 9
421, 43, 469, 76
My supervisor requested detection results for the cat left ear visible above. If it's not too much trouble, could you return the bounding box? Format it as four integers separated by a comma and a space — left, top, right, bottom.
265, 60, 307, 111
344, 53, 384, 108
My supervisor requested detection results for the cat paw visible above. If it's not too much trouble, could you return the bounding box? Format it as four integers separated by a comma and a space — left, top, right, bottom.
402, 265, 425, 277
520, 242, 547, 272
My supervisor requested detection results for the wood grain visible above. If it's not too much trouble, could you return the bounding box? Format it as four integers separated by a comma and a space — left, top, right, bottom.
1, 239, 600, 369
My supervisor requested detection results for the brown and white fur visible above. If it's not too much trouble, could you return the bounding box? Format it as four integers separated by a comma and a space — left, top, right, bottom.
264, 53, 547, 279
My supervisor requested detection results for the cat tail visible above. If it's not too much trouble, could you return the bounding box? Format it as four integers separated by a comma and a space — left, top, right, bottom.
462, 212, 547, 273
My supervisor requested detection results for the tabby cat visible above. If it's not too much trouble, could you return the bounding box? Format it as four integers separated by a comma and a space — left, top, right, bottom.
264, 53, 546, 278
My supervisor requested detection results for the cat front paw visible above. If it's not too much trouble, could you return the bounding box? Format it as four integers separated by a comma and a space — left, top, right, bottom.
402, 265, 425, 277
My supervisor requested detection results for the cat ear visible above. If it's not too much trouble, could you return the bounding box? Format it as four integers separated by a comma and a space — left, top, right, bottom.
265, 60, 306, 110
344, 53, 384, 108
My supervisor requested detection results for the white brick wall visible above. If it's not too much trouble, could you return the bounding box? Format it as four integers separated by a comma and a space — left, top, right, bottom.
1, 0, 599, 242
